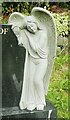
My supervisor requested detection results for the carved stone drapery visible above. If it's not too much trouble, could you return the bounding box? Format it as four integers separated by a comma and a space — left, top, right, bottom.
8, 7, 57, 111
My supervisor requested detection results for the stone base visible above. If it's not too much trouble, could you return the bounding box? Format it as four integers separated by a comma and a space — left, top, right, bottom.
0, 100, 57, 120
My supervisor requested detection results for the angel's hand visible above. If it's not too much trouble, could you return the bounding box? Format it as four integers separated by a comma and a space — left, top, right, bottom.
20, 21, 27, 30
19, 26, 24, 30
12, 26, 20, 35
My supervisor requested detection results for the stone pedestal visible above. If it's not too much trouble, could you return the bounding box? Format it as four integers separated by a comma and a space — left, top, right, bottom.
0, 100, 57, 120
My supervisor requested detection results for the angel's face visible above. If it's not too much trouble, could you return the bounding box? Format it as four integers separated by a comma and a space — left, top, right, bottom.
27, 21, 37, 34
25, 16, 37, 34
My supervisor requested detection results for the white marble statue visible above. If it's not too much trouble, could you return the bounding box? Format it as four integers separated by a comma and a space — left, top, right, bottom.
8, 7, 57, 111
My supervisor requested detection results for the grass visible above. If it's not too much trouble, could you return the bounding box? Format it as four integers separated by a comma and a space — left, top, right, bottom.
46, 53, 69, 119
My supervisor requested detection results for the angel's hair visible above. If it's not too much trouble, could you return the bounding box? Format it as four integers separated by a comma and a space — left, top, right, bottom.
25, 16, 41, 30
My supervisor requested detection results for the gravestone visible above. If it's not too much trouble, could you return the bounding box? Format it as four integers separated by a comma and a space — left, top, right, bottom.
0, 24, 57, 120
0, 25, 26, 108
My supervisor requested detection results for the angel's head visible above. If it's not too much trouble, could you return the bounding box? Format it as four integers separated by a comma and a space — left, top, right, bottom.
26, 21, 37, 34
24, 16, 39, 34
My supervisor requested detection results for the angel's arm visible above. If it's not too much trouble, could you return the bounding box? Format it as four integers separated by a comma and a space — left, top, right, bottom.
12, 26, 20, 37
24, 30, 47, 52
12, 27, 29, 49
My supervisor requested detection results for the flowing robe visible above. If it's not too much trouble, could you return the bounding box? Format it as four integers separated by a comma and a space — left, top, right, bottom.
16, 28, 49, 110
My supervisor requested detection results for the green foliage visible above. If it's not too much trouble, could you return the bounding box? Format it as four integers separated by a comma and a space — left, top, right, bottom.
2, 2, 69, 118
53, 12, 68, 37
2, 2, 69, 37
54, 54, 68, 70
56, 2, 69, 9
46, 53, 68, 119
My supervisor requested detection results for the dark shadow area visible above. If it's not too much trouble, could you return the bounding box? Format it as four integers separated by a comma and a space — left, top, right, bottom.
1, 25, 26, 107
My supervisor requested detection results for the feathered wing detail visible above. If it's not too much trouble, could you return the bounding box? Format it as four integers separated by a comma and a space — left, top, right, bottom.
8, 12, 29, 49
8, 12, 25, 28
31, 7, 57, 94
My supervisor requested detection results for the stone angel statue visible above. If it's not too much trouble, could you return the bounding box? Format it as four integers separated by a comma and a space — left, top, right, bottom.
8, 7, 57, 111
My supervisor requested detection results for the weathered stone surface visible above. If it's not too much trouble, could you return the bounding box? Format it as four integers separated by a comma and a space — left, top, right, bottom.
0, 100, 57, 119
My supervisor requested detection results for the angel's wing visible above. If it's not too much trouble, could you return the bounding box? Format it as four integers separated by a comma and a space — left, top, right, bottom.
8, 12, 25, 37
8, 12, 28, 49
8, 12, 25, 28
31, 7, 57, 94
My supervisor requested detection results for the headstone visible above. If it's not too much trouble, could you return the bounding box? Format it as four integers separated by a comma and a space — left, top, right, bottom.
0, 25, 26, 108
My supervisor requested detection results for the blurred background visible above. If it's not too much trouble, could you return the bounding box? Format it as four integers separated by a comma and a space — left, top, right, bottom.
0, 1, 69, 119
